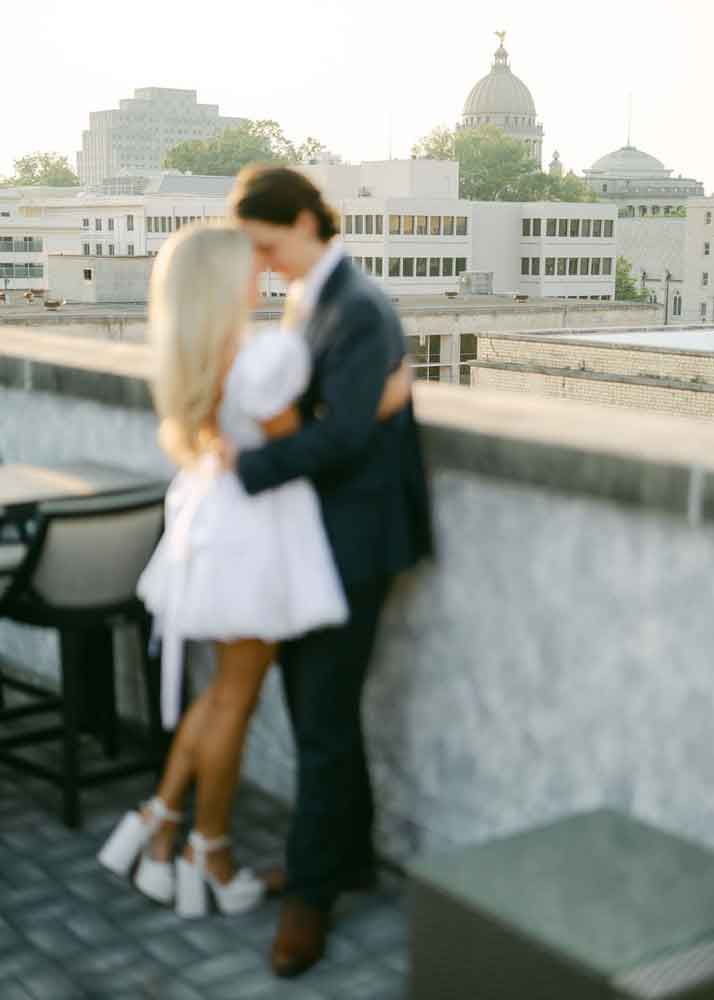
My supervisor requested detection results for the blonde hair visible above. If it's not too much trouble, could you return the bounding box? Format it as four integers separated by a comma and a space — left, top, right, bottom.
149, 224, 254, 466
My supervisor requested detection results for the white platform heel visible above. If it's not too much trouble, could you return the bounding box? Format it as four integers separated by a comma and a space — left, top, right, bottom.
175, 831, 265, 918
97, 797, 182, 905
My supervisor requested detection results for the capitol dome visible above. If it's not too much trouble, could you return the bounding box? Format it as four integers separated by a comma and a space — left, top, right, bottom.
463, 49, 536, 118
588, 145, 670, 178
461, 33, 543, 166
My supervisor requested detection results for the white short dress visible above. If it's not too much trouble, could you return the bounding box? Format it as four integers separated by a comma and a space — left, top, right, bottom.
137, 328, 349, 729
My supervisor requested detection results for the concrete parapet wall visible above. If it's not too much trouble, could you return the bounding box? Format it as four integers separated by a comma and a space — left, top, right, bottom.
4, 334, 714, 860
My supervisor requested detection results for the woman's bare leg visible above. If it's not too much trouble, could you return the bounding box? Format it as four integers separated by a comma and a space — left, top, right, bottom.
186, 639, 275, 882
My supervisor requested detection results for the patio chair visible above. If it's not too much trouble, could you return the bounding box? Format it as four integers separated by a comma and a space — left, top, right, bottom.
0, 484, 166, 828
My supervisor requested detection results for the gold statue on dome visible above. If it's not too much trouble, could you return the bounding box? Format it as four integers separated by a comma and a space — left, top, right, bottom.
495, 30, 507, 45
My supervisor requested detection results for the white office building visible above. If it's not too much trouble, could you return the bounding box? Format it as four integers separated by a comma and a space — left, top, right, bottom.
683, 199, 714, 324
77, 87, 245, 188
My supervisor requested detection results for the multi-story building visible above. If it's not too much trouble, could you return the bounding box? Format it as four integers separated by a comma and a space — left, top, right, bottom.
1, 161, 617, 302
683, 198, 714, 325
77, 88, 245, 188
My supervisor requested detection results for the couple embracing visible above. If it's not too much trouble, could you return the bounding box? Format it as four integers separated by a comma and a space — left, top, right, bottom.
99, 166, 432, 978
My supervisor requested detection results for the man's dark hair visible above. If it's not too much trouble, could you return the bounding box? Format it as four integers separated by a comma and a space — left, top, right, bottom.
229, 165, 340, 242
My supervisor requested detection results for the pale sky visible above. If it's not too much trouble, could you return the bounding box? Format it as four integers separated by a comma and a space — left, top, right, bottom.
2, 0, 712, 194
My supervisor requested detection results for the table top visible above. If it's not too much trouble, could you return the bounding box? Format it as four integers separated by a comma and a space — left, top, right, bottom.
0, 461, 166, 514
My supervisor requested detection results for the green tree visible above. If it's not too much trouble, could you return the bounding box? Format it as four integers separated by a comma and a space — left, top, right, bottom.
295, 136, 326, 164
615, 256, 647, 301
163, 120, 326, 175
1, 152, 78, 187
412, 125, 595, 203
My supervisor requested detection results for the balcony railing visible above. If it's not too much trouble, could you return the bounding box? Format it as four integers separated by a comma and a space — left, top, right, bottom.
0, 239, 44, 253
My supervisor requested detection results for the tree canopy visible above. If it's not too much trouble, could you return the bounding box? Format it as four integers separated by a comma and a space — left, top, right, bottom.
1, 153, 79, 187
412, 125, 595, 203
163, 120, 326, 175
615, 256, 648, 301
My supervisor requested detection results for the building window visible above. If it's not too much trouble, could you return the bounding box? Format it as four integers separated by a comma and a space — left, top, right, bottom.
522, 219, 532, 237
82, 218, 90, 229
147, 217, 153, 233
127, 215, 134, 231
364, 257, 373, 274
430, 216, 442, 237
533, 218, 542, 237
557, 258, 567, 275
604, 220, 614, 238
547, 218, 557, 237
443, 216, 454, 236
705, 242, 711, 256
389, 215, 401, 236
174, 217, 181, 230
557, 219, 568, 238
161, 217, 167, 233
355, 215, 364, 235
344, 215, 353, 235
455, 257, 467, 275
531, 258, 541, 276
456, 217, 468, 236
127, 244, 134, 256
95, 218, 102, 231
545, 257, 556, 276
365, 215, 374, 235
580, 258, 590, 275
581, 219, 592, 238
353, 257, 363, 269
108, 244, 115, 256
83, 268, 93, 281
416, 215, 428, 236
429, 257, 440, 277
593, 220, 603, 237
416, 257, 427, 277
701, 302, 708, 320
673, 291, 682, 317
108, 218, 114, 232
403, 215, 415, 236
403, 257, 414, 277
602, 258, 613, 275
706, 212, 712, 225
521, 257, 530, 276
569, 219, 580, 238
376, 215, 383, 235
704, 272, 710, 287
95, 244, 103, 255
389, 257, 401, 277
375, 257, 383, 276
591, 258, 601, 275
442, 258, 454, 277
82, 242, 90, 256
568, 258, 578, 275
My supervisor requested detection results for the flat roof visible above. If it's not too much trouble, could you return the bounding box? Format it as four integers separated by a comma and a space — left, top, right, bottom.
540, 327, 714, 352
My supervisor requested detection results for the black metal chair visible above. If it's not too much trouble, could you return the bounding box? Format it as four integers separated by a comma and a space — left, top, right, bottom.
0, 485, 167, 828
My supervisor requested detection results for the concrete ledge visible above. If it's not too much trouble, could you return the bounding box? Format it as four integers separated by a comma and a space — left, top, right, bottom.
471, 360, 714, 395
6, 329, 714, 521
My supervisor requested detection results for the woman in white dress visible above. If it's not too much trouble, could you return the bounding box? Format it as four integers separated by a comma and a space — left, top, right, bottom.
97, 224, 411, 918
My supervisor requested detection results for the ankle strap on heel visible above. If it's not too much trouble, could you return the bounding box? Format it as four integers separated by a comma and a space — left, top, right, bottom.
188, 831, 231, 870
142, 797, 183, 832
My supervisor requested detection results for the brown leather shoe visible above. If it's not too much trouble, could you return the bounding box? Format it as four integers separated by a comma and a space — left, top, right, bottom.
271, 897, 329, 978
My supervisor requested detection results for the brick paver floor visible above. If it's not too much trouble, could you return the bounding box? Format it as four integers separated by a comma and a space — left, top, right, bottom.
0, 760, 408, 999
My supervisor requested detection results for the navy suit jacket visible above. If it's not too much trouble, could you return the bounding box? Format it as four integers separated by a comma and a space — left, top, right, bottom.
238, 257, 433, 588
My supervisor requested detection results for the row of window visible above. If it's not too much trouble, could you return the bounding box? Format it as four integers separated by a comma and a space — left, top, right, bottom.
703, 272, 710, 287
0, 237, 43, 253
346, 255, 469, 278
82, 215, 134, 231
0, 263, 44, 278
521, 257, 614, 277
146, 215, 222, 233
343, 215, 469, 237
522, 218, 615, 238
82, 243, 134, 256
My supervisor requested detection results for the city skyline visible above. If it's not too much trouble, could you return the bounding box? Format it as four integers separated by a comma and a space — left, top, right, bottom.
2, 0, 712, 194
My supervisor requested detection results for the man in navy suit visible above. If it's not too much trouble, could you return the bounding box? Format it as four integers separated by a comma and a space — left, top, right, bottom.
230, 166, 432, 977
